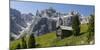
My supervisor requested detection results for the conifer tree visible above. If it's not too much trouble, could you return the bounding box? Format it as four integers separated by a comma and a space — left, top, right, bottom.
72, 12, 80, 36
88, 14, 94, 43
28, 33, 36, 48
21, 36, 27, 48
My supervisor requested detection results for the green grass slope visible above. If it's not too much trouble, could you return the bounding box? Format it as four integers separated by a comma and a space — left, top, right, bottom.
35, 24, 94, 47
10, 24, 94, 50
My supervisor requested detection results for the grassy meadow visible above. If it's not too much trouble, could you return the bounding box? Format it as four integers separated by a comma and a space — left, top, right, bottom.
10, 24, 94, 50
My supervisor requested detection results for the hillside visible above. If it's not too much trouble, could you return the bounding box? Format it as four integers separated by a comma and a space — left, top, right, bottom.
10, 24, 94, 50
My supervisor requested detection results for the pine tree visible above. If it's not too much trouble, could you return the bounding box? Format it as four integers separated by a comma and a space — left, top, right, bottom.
28, 33, 36, 48
72, 12, 80, 36
21, 36, 27, 49
16, 43, 21, 49
88, 14, 94, 33
87, 14, 94, 43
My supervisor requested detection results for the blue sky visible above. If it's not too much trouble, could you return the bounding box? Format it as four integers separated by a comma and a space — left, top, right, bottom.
10, 1, 94, 16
